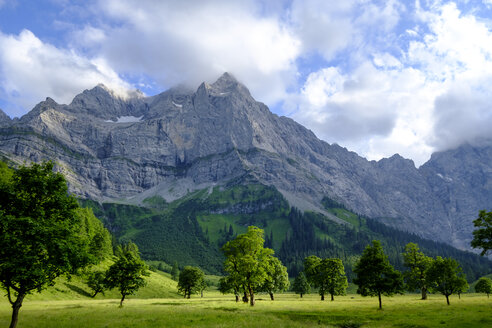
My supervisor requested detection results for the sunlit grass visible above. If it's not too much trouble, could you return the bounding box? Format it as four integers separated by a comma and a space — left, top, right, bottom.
1, 292, 491, 327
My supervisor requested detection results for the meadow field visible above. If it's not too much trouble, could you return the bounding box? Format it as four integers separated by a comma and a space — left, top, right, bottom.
1, 292, 491, 328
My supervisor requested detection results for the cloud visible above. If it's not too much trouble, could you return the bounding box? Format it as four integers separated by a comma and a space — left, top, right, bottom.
0, 29, 131, 117
79, 0, 301, 106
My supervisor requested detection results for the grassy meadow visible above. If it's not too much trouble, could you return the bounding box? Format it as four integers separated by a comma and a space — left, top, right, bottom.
1, 292, 491, 328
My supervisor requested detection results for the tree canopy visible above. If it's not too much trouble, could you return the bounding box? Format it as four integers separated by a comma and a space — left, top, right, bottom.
177, 266, 205, 298
471, 210, 492, 256
259, 256, 290, 300
474, 277, 492, 298
402, 242, 433, 300
0, 161, 102, 328
427, 256, 468, 305
353, 240, 404, 309
105, 242, 149, 307
292, 272, 310, 298
221, 226, 275, 306
304, 256, 347, 301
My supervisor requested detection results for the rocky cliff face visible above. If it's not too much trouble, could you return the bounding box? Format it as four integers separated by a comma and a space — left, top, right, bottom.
0, 73, 490, 251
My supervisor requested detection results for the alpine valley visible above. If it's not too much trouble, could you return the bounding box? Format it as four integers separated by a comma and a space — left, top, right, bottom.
0, 73, 491, 277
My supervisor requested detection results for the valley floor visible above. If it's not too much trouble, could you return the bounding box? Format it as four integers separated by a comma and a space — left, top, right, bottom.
1, 293, 491, 328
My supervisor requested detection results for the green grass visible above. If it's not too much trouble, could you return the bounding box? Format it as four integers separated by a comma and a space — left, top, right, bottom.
1, 293, 491, 327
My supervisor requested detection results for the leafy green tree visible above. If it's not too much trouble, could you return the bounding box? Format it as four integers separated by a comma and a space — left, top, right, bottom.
86, 270, 107, 298
222, 226, 274, 306
353, 240, 404, 309
475, 277, 492, 298
0, 162, 97, 328
177, 266, 205, 298
259, 256, 290, 300
402, 242, 433, 300
171, 261, 180, 281
292, 272, 310, 298
218, 276, 242, 302
471, 210, 492, 256
105, 242, 149, 307
304, 256, 348, 301
427, 256, 468, 305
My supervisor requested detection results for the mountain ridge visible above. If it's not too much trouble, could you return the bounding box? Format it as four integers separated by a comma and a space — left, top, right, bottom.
0, 72, 491, 252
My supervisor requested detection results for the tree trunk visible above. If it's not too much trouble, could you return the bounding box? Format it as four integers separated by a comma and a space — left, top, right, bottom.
458, 293, 461, 299
378, 292, 382, 310
300, 293, 303, 298
201, 290, 203, 298
446, 294, 450, 305
235, 295, 239, 302
321, 293, 325, 301
119, 294, 126, 308
331, 293, 334, 301
9, 293, 25, 328
269, 292, 274, 301
249, 287, 255, 306
421, 288, 427, 300
242, 292, 249, 303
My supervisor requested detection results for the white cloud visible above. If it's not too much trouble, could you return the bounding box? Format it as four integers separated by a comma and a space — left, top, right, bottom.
83, 0, 301, 106
0, 29, 132, 117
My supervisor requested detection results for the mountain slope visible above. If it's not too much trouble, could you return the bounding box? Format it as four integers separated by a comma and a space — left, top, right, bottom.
0, 73, 491, 252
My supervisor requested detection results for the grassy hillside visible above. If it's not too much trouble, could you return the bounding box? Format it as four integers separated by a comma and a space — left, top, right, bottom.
81, 184, 492, 280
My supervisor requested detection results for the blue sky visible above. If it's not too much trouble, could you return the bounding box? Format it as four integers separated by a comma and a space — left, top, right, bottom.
1, 0, 492, 166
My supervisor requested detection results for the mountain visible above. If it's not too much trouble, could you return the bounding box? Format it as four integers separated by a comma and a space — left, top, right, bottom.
0, 73, 491, 254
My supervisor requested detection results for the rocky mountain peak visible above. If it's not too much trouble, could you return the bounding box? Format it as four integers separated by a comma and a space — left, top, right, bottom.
0, 108, 11, 123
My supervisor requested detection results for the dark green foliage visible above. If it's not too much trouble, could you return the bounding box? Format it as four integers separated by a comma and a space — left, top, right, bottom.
259, 256, 290, 300
427, 256, 468, 305
292, 272, 310, 297
218, 275, 242, 302
402, 243, 433, 300
353, 240, 404, 309
75, 207, 113, 261
86, 271, 107, 297
177, 266, 205, 298
171, 261, 180, 281
0, 161, 98, 328
105, 242, 149, 307
475, 277, 492, 298
222, 226, 275, 306
304, 256, 348, 301
471, 210, 492, 256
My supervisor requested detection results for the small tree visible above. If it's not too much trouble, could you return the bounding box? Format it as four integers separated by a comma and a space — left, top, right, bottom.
171, 261, 180, 281
475, 277, 492, 298
427, 256, 468, 305
218, 276, 241, 302
402, 242, 433, 300
353, 240, 404, 309
86, 270, 107, 298
0, 162, 97, 328
292, 272, 310, 298
222, 226, 274, 306
304, 256, 348, 301
177, 266, 205, 298
259, 256, 290, 300
471, 210, 492, 256
105, 242, 149, 307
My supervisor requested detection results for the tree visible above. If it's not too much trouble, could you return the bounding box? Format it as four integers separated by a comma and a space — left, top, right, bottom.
86, 271, 107, 298
475, 277, 492, 298
427, 256, 468, 305
0, 162, 98, 328
218, 275, 242, 302
471, 210, 492, 256
259, 256, 290, 300
304, 256, 348, 301
292, 272, 310, 298
402, 242, 433, 300
171, 261, 180, 281
222, 226, 274, 306
105, 242, 149, 307
353, 240, 404, 309
177, 266, 205, 298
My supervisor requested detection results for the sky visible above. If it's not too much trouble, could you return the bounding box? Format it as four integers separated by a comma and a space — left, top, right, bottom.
1, 0, 492, 166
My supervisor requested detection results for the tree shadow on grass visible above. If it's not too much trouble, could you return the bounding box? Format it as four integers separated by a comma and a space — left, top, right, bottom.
64, 283, 92, 297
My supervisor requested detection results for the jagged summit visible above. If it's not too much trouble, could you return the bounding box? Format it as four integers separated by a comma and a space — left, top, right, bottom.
0, 108, 11, 123
0, 73, 491, 253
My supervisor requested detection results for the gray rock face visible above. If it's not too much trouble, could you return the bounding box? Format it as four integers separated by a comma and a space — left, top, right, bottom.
0, 109, 11, 126
0, 72, 490, 251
